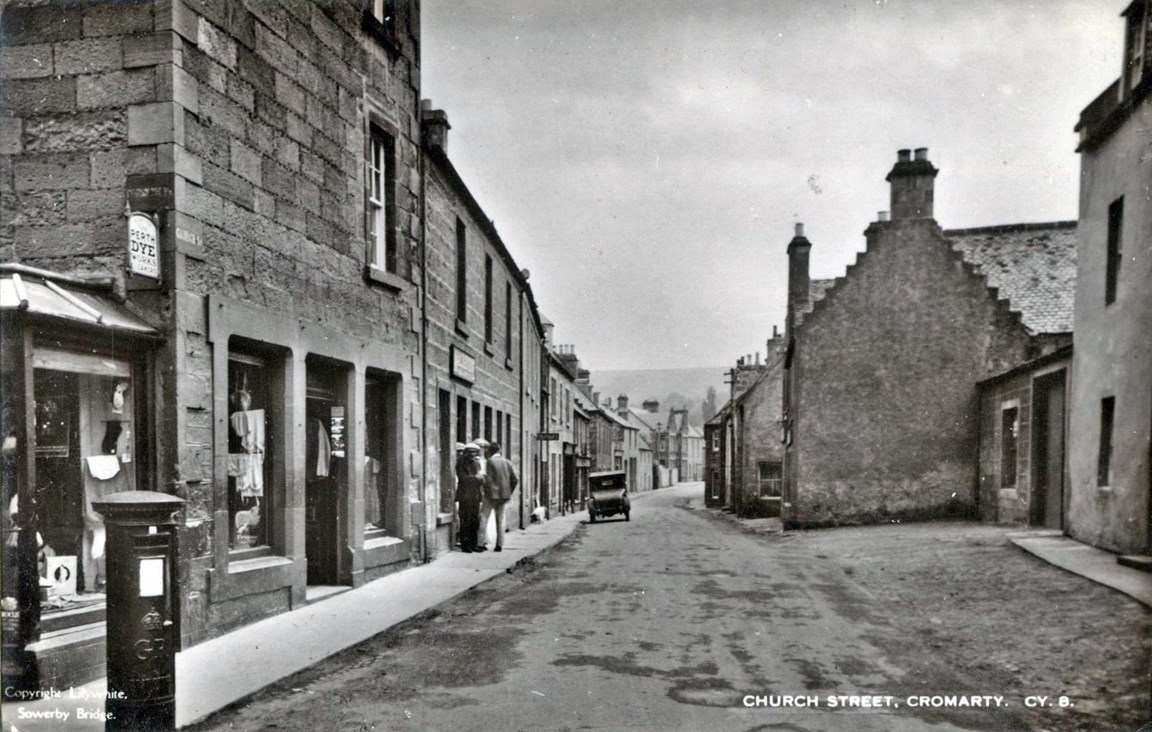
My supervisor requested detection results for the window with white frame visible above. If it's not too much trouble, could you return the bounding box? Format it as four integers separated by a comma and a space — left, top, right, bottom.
366, 126, 395, 273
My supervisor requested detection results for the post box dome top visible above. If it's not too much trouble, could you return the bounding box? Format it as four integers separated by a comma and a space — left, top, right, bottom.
92, 490, 185, 506
92, 491, 185, 522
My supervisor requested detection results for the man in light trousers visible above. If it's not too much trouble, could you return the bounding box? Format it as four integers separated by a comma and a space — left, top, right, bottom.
482, 442, 518, 552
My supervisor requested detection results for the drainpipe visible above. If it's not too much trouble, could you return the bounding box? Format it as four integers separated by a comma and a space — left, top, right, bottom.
418, 110, 430, 563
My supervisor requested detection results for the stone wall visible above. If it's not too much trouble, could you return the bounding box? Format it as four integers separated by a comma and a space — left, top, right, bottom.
1, 0, 425, 646
789, 219, 1034, 526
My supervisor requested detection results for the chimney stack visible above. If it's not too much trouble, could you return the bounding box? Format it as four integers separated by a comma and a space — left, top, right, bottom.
787, 222, 812, 319
422, 102, 451, 152
886, 147, 938, 220
617, 395, 629, 411
642, 399, 660, 413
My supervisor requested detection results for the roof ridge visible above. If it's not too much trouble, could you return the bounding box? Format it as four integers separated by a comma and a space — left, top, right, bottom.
943, 220, 1077, 237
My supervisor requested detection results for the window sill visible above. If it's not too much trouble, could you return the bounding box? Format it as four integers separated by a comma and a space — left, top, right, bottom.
227, 553, 293, 575
437, 512, 454, 526
1098, 484, 1113, 494
364, 534, 404, 550
454, 318, 469, 338
505, 356, 514, 371
483, 341, 495, 357
365, 264, 405, 292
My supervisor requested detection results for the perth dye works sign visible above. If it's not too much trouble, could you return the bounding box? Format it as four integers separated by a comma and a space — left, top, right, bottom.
127, 212, 160, 280
451, 346, 476, 384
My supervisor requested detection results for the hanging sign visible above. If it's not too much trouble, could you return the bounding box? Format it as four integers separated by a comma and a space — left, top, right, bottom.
127, 212, 160, 280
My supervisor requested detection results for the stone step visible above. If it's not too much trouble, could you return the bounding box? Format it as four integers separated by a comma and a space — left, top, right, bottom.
1117, 555, 1152, 573
26, 621, 106, 691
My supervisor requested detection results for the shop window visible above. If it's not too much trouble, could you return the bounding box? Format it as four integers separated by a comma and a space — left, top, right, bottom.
1098, 396, 1115, 487
366, 125, 396, 274
484, 405, 493, 441
365, 371, 399, 537
505, 414, 512, 455
1106, 197, 1123, 305
31, 352, 139, 601
471, 399, 480, 441
495, 409, 503, 447
1000, 406, 1019, 489
227, 350, 278, 552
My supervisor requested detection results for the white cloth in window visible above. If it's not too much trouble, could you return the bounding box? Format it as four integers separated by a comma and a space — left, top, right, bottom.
228, 452, 264, 497
230, 410, 266, 454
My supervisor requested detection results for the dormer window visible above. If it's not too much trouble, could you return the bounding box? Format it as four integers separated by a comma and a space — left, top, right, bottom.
1123, 0, 1151, 94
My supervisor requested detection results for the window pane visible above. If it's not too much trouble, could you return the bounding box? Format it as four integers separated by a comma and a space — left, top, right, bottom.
228, 354, 272, 550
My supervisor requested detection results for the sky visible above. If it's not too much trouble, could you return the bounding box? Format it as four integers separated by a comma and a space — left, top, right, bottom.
421, 0, 1125, 372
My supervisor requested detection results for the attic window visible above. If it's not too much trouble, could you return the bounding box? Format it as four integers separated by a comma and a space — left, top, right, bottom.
1123, 1, 1150, 93
363, 0, 399, 53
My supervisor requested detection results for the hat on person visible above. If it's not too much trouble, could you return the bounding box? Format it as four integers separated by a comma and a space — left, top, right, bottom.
455, 442, 466, 452
474, 438, 490, 448
464, 443, 480, 452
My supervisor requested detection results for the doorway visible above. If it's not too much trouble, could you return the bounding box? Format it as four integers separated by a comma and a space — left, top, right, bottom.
304, 358, 349, 586
1031, 369, 1068, 530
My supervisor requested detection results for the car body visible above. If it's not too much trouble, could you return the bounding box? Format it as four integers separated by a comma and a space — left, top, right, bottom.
588, 470, 629, 522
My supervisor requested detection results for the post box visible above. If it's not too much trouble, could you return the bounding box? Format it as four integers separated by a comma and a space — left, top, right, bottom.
92, 491, 183, 732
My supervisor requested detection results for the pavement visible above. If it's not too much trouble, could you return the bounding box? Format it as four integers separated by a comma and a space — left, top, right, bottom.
695, 499, 1152, 609
1007, 529, 1152, 607
5, 499, 595, 730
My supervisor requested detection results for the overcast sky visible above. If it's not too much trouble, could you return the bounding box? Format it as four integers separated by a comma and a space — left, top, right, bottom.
422, 1, 1124, 372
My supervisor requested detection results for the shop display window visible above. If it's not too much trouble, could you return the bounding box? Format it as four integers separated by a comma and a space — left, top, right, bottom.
227, 351, 275, 551
30, 351, 137, 608
364, 372, 400, 537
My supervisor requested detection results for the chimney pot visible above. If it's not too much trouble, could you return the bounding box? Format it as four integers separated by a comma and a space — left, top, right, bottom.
914, 147, 928, 161
794, 222, 804, 237
878, 211, 890, 222
521, 268, 530, 281
755, 352, 761, 365
897, 148, 911, 162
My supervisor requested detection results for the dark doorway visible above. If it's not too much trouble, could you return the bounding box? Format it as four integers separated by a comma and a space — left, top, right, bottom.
305, 358, 349, 586
1031, 369, 1068, 530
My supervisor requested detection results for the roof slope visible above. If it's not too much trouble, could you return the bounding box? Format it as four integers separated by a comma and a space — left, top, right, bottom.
945, 222, 1077, 334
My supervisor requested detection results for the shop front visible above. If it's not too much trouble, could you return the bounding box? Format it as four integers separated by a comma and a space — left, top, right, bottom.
1, 265, 161, 692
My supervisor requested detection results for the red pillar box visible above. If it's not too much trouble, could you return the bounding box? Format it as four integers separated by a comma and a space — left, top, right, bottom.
92, 491, 183, 732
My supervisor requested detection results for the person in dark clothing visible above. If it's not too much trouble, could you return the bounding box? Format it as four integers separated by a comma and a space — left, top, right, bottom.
455, 443, 484, 553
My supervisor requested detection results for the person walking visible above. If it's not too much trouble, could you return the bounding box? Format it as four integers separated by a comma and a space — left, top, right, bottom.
483, 442, 518, 552
473, 438, 491, 551
455, 444, 483, 553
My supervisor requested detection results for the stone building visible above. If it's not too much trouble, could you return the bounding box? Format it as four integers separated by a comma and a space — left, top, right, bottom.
782, 149, 1072, 528
421, 105, 544, 548
1, 0, 424, 691
952, 222, 1078, 527
728, 335, 788, 518
1066, 0, 1151, 556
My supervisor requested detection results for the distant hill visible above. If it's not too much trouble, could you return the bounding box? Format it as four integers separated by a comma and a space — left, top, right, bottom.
588, 366, 728, 427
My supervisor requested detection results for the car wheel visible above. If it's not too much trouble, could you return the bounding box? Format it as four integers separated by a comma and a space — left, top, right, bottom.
589, 511, 596, 523
625, 511, 630, 521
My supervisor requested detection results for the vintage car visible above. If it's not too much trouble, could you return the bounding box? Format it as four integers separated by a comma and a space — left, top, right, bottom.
587, 470, 630, 522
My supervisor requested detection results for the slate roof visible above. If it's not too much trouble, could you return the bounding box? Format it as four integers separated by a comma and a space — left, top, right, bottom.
945, 221, 1077, 334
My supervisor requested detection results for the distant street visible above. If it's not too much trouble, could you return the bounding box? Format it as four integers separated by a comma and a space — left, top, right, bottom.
194, 483, 1149, 732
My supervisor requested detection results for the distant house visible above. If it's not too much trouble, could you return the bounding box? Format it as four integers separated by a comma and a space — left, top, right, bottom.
782, 149, 1075, 528
666, 408, 704, 482
728, 334, 789, 517
1066, 0, 1151, 557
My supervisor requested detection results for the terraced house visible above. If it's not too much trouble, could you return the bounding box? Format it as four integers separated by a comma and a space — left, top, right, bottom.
0, 0, 556, 694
